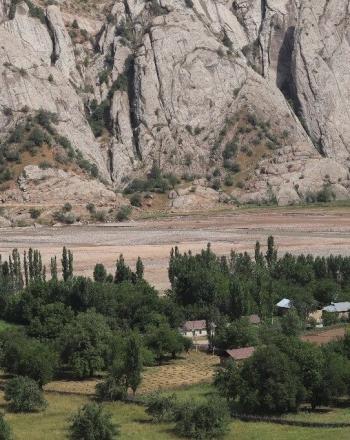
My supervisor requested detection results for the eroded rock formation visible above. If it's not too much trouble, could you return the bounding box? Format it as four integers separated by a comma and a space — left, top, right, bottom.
0, 0, 350, 207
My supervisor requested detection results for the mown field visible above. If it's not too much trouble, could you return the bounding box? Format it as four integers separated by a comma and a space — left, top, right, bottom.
2, 385, 350, 440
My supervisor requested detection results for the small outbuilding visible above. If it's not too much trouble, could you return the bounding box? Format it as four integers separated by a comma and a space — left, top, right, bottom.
276, 298, 292, 315
220, 346, 255, 365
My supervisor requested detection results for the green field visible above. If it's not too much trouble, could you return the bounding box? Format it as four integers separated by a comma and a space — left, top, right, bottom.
2, 385, 350, 440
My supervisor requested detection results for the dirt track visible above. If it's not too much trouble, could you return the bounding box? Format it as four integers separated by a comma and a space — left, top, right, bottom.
1, 207, 350, 290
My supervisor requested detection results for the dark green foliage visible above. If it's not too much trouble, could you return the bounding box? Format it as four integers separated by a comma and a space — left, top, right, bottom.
62, 247, 73, 281
145, 321, 188, 363
214, 318, 257, 350
58, 310, 112, 378
146, 393, 177, 422
116, 206, 131, 222
124, 332, 142, 394
174, 398, 229, 439
0, 331, 58, 386
214, 360, 241, 403
136, 257, 144, 281
130, 193, 142, 207
94, 263, 107, 282
88, 99, 111, 137
69, 403, 120, 440
4, 376, 47, 412
0, 413, 12, 440
238, 345, 303, 414
27, 302, 74, 340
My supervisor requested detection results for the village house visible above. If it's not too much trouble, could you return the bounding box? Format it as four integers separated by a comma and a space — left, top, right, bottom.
180, 320, 216, 338
322, 302, 350, 319
220, 346, 255, 365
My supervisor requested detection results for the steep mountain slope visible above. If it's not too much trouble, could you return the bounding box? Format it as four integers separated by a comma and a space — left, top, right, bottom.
0, 0, 350, 212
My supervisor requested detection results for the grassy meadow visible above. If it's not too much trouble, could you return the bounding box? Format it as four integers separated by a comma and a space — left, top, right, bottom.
1, 383, 350, 440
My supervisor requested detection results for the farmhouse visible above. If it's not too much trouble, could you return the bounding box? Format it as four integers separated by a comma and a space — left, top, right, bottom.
220, 346, 255, 365
322, 302, 350, 319
180, 320, 211, 338
276, 298, 292, 315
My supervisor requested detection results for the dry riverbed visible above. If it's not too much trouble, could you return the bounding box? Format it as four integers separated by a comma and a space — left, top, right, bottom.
1, 206, 350, 290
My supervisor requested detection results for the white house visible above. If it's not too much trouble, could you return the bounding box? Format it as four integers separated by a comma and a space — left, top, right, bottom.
180, 320, 216, 338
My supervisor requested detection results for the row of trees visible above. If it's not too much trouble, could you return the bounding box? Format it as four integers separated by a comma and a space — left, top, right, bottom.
215, 329, 350, 415
168, 237, 350, 334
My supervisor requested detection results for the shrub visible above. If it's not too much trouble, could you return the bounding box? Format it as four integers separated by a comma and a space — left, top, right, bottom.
69, 403, 120, 440
63, 203, 72, 212
29, 208, 41, 219
175, 398, 229, 439
323, 311, 339, 327
224, 175, 234, 186
130, 193, 142, 207
185, 0, 193, 7
211, 178, 221, 191
86, 203, 96, 214
29, 127, 51, 147
53, 211, 76, 224
93, 210, 107, 222
146, 394, 177, 423
5, 376, 47, 413
0, 413, 12, 440
116, 206, 132, 222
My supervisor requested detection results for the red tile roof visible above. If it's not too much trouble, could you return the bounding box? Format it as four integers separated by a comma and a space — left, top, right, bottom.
225, 346, 255, 361
182, 320, 207, 332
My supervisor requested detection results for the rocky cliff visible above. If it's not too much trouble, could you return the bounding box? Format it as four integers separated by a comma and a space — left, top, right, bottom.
0, 0, 350, 210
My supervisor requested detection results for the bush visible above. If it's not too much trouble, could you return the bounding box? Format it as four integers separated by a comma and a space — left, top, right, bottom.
116, 206, 131, 222
69, 403, 120, 440
86, 203, 96, 214
0, 413, 12, 440
29, 208, 41, 219
224, 175, 234, 186
146, 393, 177, 423
130, 193, 142, 207
54, 211, 76, 224
175, 398, 229, 439
4, 376, 47, 412
0, 332, 58, 386
93, 210, 107, 222
323, 311, 339, 327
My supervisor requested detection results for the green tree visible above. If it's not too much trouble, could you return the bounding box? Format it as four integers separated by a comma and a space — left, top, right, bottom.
62, 247, 73, 281
265, 236, 277, 268
214, 360, 241, 403
175, 398, 229, 439
4, 376, 47, 412
214, 318, 257, 350
50, 256, 58, 281
146, 393, 177, 423
58, 310, 112, 378
96, 359, 128, 402
69, 403, 120, 440
114, 255, 133, 284
124, 333, 143, 395
280, 309, 303, 337
136, 257, 144, 280
1, 332, 58, 386
94, 263, 107, 282
239, 345, 303, 414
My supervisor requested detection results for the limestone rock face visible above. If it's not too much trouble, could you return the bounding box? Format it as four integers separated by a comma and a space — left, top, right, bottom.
1, 0, 350, 206
293, 0, 350, 161
9, 165, 122, 205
